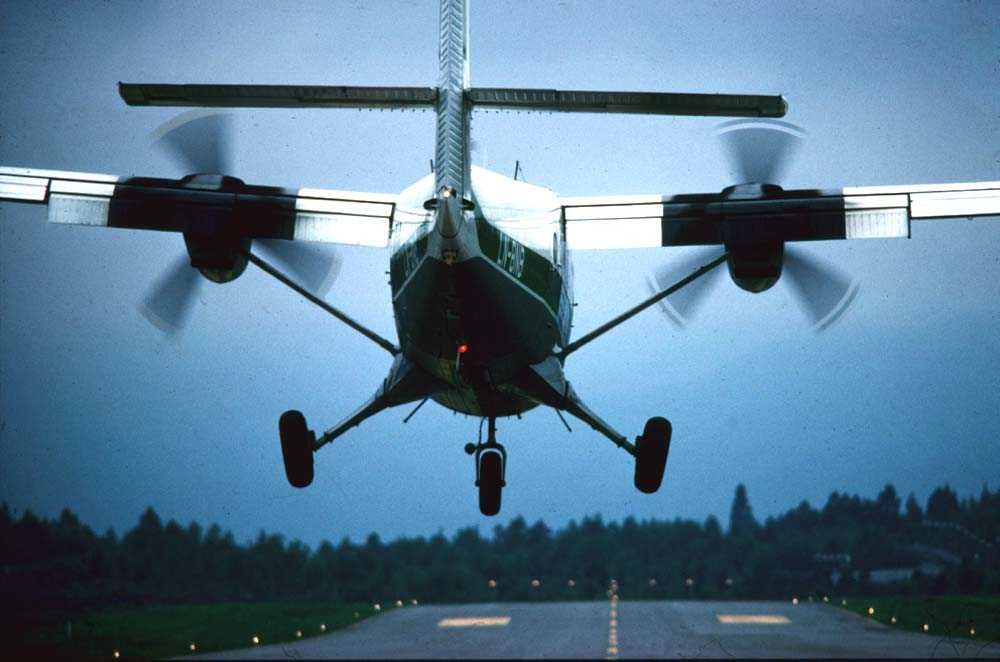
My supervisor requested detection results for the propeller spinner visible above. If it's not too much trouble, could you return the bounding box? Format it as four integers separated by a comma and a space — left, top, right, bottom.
139, 111, 341, 334
649, 119, 859, 332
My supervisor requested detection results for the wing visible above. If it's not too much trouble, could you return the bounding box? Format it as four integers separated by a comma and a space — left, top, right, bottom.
0, 166, 395, 247
560, 181, 1000, 250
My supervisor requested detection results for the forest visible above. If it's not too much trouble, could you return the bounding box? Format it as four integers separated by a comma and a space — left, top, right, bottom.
3, 483, 998, 612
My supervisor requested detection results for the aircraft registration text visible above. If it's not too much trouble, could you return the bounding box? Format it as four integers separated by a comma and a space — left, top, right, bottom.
497, 232, 525, 279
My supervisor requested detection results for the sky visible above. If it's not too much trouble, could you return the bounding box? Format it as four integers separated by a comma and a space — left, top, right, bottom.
1, 0, 998, 547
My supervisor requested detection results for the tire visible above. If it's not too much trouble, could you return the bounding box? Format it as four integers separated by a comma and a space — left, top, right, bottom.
280, 410, 314, 488
634, 416, 671, 494
478, 450, 503, 516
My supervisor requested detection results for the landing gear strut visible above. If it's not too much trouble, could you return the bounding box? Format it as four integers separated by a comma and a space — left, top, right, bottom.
464, 417, 507, 516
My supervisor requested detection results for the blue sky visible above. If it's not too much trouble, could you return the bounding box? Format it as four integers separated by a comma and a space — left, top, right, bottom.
1, 0, 998, 546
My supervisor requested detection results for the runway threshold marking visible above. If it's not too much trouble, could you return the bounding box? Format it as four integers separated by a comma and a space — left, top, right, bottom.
437, 617, 511, 628
717, 614, 791, 625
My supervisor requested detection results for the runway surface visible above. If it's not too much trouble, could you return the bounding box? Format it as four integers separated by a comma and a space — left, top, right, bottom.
193, 600, 998, 659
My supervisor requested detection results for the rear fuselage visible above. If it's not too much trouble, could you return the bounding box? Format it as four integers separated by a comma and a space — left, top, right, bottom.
389, 167, 574, 416
395, 0, 573, 417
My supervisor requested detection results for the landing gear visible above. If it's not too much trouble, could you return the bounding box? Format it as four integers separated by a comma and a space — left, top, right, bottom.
478, 450, 504, 516
466, 417, 507, 516
634, 416, 671, 494
280, 410, 315, 488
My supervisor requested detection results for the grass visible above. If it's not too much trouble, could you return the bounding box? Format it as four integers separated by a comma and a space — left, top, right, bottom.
840, 595, 1000, 643
11, 601, 379, 660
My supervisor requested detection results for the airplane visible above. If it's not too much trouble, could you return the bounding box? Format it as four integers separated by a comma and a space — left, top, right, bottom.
2, 0, 998, 516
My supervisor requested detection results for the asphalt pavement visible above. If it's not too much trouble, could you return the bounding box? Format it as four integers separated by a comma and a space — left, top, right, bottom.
191, 600, 999, 659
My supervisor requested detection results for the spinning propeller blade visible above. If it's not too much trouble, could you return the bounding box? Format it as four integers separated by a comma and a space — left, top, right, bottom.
647, 247, 726, 327
151, 110, 233, 175
783, 248, 860, 331
140, 111, 342, 333
256, 239, 341, 299
138, 255, 202, 335
648, 119, 859, 331
716, 118, 804, 185
140, 111, 233, 335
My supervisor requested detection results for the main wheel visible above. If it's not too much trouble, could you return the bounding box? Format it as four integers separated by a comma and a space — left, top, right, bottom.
634, 416, 671, 494
279, 410, 315, 488
478, 450, 504, 516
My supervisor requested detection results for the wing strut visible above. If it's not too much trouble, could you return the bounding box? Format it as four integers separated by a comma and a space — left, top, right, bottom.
557, 252, 728, 359
246, 252, 399, 356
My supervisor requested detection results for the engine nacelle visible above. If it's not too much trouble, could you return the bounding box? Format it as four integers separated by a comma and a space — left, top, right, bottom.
180, 173, 250, 283
720, 183, 785, 293
725, 240, 783, 293
184, 232, 251, 283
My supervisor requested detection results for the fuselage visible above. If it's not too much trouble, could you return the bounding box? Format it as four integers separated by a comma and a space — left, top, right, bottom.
388, 0, 576, 417
389, 166, 574, 416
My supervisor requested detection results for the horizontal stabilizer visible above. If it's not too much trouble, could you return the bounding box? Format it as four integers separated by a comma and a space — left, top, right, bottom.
119, 83, 438, 109
469, 88, 787, 118
118, 83, 785, 118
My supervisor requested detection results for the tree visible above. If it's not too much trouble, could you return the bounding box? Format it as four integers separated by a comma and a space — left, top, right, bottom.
875, 484, 901, 528
729, 484, 757, 538
120, 506, 165, 592
905, 493, 923, 523
927, 485, 960, 520
703, 515, 723, 539
8, 480, 998, 611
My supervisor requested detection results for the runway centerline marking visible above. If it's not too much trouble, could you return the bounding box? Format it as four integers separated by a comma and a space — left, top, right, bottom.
717, 614, 791, 625
437, 617, 511, 628
605, 580, 619, 660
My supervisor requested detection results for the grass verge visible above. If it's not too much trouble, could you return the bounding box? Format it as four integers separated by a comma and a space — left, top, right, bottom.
11, 601, 379, 660
841, 595, 999, 643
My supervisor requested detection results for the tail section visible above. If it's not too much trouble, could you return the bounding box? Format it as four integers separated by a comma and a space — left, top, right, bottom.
434, 0, 471, 198
119, 0, 784, 202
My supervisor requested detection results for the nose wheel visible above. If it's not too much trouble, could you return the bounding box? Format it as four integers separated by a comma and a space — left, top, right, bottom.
465, 417, 507, 516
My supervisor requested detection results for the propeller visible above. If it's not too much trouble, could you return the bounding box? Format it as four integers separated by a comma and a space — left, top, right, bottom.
648, 119, 859, 332
647, 247, 726, 327
139, 254, 202, 334
255, 239, 341, 297
783, 249, 859, 331
139, 111, 341, 335
717, 118, 803, 185
151, 110, 233, 175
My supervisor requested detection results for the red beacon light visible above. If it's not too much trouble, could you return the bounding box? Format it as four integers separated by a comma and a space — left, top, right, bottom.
457, 343, 469, 355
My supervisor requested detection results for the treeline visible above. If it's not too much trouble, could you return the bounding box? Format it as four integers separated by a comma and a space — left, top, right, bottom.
3, 483, 998, 612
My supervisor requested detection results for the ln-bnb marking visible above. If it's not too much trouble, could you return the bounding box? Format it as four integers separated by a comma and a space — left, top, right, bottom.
497, 232, 525, 279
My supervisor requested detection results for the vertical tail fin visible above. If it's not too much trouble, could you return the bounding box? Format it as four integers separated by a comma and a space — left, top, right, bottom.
435, 0, 471, 197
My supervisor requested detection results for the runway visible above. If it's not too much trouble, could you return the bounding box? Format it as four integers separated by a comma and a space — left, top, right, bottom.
193, 600, 998, 659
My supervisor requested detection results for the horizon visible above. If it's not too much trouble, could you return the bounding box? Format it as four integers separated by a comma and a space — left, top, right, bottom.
4, 479, 988, 547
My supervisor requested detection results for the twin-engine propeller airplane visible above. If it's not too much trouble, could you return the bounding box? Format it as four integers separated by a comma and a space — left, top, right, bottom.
2, 0, 999, 515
